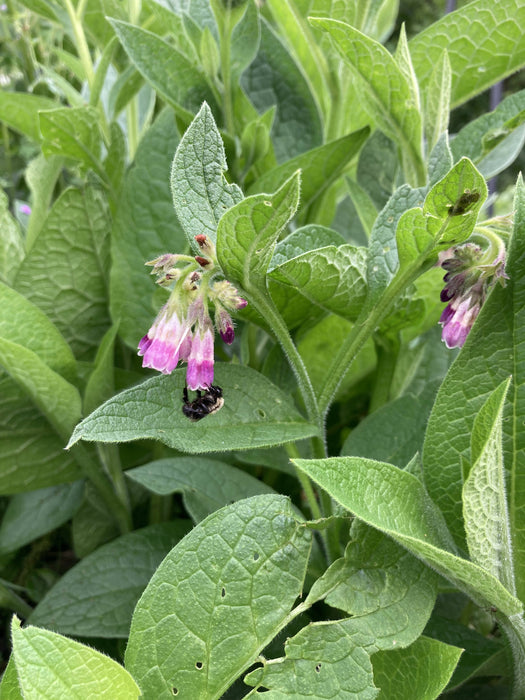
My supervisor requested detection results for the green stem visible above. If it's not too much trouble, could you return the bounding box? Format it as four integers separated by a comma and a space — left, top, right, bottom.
319, 264, 428, 417
97, 444, 132, 526
126, 98, 139, 162
62, 0, 95, 88
149, 494, 172, 523
286, 443, 321, 521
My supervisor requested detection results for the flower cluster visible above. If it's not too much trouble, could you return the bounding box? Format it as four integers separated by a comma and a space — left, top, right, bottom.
438, 231, 508, 349
138, 236, 247, 390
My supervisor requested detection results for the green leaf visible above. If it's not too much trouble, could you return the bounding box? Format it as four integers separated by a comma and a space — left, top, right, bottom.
0, 373, 80, 494
248, 128, 370, 213
427, 132, 453, 186
30, 522, 190, 638
269, 243, 367, 321
0, 482, 83, 554
311, 17, 424, 186
0, 282, 76, 379
0, 656, 23, 700
126, 457, 275, 522
11, 617, 141, 699
409, 0, 525, 109
0, 339, 82, 440
241, 19, 323, 162
307, 522, 437, 638
24, 154, 63, 250
110, 109, 184, 348
477, 122, 525, 180
463, 379, 514, 591
109, 19, 217, 116
72, 483, 119, 558
265, 0, 331, 117
68, 364, 319, 452
15, 187, 111, 361
125, 495, 311, 699
230, 0, 260, 81
422, 175, 525, 600
170, 102, 243, 247
38, 107, 103, 174
217, 171, 300, 292
424, 50, 451, 153
357, 131, 400, 210
366, 184, 426, 305
373, 636, 462, 700
293, 456, 522, 616
0, 92, 56, 142
0, 191, 24, 285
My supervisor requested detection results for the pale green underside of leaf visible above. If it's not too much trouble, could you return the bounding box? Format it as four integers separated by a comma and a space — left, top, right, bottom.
68, 364, 318, 452
11, 617, 140, 699
0, 92, 57, 142
294, 457, 522, 616
409, 0, 525, 109
30, 522, 190, 638
126, 456, 276, 522
125, 495, 311, 699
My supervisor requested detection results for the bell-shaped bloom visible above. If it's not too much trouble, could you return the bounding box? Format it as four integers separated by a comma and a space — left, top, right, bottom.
138, 305, 192, 374
440, 296, 481, 349
186, 326, 215, 390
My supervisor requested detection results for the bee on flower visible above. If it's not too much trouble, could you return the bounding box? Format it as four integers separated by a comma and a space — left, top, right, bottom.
138, 236, 247, 395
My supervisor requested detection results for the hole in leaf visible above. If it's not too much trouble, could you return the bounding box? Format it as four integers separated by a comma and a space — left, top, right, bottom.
264, 200, 272, 207
315, 663, 322, 673
195, 661, 203, 670
171, 688, 179, 696
253, 552, 260, 561
256, 409, 266, 419
221, 587, 226, 598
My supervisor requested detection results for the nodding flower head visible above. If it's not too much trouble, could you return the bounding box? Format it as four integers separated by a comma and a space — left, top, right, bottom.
438, 234, 508, 349
138, 251, 247, 390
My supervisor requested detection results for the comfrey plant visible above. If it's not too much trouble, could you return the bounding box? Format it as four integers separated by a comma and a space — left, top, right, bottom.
2, 1, 525, 699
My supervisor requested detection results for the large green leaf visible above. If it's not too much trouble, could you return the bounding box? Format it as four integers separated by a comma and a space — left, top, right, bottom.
170, 102, 243, 247
311, 17, 424, 186
0, 92, 56, 142
68, 364, 319, 452
241, 19, 323, 162
126, 457, 276, 522
294, 456, 522, 616
11, 617, 140, 699
0, 656, 22, 700
0, 373, 80, 494
373, 636, 462, 700
38, 107, 103, 175
125, 495, 312, 699
0, 482, 83, 553
0, 282, 76, 379
109, 19, 217, 115
110, 109, 184, 348
422, 176, 525, 601
217, 172, 300, 294
269, 243, 367, 321
409, 0, 525, 109
248, 128, 370, 213
15, 187, 111, 361
30, 522, 190, 638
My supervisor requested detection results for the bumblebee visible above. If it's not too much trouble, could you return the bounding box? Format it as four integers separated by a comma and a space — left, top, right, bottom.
182, 385, 224, 421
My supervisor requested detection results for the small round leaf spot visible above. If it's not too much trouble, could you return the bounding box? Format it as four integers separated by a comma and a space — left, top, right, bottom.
253, 552, 260, 561
221, 587, 226, 598
171, 688, 179, 696
315, 663, 322, 673
195, 661, 203, 670
264, 200, 272, 207
256, 409, 266, 419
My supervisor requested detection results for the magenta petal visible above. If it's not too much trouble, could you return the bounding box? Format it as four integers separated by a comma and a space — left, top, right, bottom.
186, 329, 214, 390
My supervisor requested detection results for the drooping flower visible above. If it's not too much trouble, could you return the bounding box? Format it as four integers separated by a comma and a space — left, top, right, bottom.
138, 235, 247, 390
438, 233, 508, 349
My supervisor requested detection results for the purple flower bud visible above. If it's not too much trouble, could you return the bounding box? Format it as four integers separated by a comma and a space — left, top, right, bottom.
19, 204, 31, 216
216, 309, 235, 344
